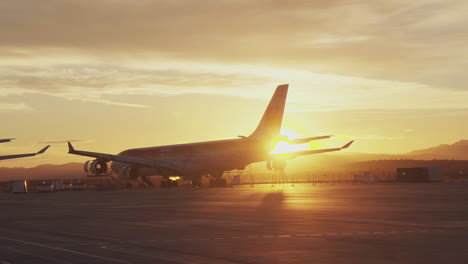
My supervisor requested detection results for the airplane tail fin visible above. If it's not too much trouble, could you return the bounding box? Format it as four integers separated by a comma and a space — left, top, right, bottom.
249, 84, 288, 140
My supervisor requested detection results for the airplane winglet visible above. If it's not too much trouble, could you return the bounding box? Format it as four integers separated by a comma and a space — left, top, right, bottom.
341, 140, 354, 149
0, 138, 15, 143
37, 145, 50, 154
68, 142, 75, 153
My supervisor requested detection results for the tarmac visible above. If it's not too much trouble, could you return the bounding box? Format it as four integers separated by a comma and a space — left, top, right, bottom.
1, 182, 468, 264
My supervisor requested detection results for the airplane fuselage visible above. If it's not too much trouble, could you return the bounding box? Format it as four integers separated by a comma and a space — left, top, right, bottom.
111, 137, 272, 179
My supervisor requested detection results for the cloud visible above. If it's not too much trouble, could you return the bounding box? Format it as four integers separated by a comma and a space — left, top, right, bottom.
0, 62, 272, 107
1, 0, 467, 111
0, 0, 467, 91
38, 139, 91, 144
4, 59, 468, 112
358, 134, 408, 140
0, 102, 33, 112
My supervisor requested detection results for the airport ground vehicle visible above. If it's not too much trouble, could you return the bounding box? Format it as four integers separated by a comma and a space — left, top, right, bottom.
53, 180, 65, 191
37, 182, 54, 192
11, 180, 27, 193
70, 179, 85, 191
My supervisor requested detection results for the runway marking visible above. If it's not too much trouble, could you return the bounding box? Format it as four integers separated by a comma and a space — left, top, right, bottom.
13, 250, 74, 264
0, 236, 129, 264
43, 229, 453, 249
103, 246, 204, 264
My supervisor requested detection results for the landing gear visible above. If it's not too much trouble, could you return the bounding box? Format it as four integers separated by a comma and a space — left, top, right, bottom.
160, 179, 178, 188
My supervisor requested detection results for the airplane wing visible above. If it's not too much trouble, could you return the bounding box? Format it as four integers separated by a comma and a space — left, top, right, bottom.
67, 142, 183, 173
286, 140, 354, 159
0, 138, 15, 144
0, 145, 50, 161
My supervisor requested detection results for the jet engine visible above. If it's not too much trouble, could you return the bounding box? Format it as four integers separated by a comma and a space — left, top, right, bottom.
84, 159, 108, 175
118, 166, 138, 180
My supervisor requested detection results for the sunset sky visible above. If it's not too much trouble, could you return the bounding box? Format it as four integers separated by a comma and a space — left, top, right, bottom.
1, 0, 468, 167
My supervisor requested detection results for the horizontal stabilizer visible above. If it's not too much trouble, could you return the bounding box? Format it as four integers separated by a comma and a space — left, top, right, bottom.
279, 140, 354, 159
289, 135, 332, 144
0, 138, 15, 144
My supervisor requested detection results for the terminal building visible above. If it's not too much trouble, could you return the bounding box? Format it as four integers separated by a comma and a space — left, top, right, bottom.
396, 167, 443, 182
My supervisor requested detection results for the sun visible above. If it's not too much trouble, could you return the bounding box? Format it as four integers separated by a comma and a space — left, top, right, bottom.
271, 140, 293, 155
270, 127, 310, 155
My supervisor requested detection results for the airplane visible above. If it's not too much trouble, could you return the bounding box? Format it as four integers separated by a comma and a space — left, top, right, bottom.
68, 84, 353, 187
0, 138, 50, 161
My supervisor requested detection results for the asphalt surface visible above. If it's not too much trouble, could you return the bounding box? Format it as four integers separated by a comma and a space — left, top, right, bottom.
1, 182, 468, 264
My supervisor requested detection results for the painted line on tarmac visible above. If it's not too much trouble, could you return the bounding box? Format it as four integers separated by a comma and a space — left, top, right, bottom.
1, 245, 73, 264
103, 246, 200, 264
162, 229, 447, 242
51, 229, 451, 248
0, 235, 130, 264
103, 246, 237, 264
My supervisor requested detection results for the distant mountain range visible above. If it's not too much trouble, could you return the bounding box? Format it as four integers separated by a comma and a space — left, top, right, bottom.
0, 163, 83, 181
406, 140, 468, 160
1, 140, 468, 181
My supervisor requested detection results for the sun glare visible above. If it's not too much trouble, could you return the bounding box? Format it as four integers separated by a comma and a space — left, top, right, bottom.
271, 140, 292, 155
270, 127, 311, 155
280, 127, 303, 139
